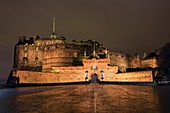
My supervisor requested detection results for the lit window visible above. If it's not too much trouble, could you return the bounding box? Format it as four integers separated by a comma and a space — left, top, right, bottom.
36, 47, 39, 51
91, 66, 98, 70
24, 53, 28, 57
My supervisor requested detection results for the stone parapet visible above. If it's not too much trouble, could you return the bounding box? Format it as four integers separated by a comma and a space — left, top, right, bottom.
16, 70, 86, 84
103, 71, 153, 82
15, 70, 153, 84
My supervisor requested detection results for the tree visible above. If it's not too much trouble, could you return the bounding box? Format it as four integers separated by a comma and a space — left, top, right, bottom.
157, 42, 170, 80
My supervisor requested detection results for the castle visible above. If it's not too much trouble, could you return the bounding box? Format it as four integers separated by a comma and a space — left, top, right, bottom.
7, 18, 158, 86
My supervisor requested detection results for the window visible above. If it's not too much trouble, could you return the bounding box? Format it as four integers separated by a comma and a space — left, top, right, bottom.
91, 66, 98, 70
36, 47, 39, 51
24, 53, 28, 57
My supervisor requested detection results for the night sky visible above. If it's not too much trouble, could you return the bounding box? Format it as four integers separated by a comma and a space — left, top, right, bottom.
0, 0, 170, 82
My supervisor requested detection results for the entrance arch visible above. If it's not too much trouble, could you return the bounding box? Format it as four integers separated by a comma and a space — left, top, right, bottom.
91, 73, 99, 83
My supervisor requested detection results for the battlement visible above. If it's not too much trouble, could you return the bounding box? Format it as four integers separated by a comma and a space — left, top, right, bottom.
17, 35, 41, 45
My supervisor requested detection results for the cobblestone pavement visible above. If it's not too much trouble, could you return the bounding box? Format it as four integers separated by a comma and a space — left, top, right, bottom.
1, 84, 170, 113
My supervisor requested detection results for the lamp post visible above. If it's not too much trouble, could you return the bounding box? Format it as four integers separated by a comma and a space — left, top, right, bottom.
85, 71, 88, 81
101, 70, 104, 81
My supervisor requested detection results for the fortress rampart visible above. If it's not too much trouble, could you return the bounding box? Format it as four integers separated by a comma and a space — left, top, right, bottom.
16, 70, 85, 83
13, 70, 153, 84
104, 71, 153, 82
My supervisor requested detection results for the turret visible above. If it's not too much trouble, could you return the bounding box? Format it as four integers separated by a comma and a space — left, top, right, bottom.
18, 36, 26, 44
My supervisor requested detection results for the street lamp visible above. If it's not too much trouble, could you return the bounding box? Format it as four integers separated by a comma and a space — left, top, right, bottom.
101, 70, 104, 81
85, 71, 88, 81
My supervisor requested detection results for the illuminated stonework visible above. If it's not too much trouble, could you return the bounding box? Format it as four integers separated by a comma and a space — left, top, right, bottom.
7, 33, 158, 86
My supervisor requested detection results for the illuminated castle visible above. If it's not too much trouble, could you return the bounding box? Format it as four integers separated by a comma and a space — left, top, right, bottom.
7, 18, 157, 86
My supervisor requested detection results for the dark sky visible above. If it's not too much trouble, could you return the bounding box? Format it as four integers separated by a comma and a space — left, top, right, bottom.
0, 0, 170, 82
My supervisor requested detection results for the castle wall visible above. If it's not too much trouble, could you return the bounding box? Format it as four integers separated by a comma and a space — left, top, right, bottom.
16, 69, 86, 83
130, 57, 141, 68
17, 45, 24, 67
42, 48, 77, 71
16, 44, 44, 68
110, 52, 129, 72
103, 71, 153, 82
11, 36, 156, 85
14, 37, 102, 71
15, 70, 153, 83
83, 58, 118, 79
141, 58, 157, 68
34, 39, 64, 46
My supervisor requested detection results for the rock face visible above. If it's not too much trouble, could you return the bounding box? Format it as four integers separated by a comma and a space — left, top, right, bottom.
6, 70, 19, 87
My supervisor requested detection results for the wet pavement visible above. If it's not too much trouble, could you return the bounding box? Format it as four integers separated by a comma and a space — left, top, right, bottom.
0, 83, 170, 113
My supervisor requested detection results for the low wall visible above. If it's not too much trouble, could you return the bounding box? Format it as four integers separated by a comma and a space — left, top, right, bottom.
14, 70, 153, 84
103, 71, 153, 82
16, 70, 86, 84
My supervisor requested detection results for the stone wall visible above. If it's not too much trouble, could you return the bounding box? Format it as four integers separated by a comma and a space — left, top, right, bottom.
15, 37, 94, 70
103, 71, 153, 82
42, 48, 77, 70
13, 69, 153, 84
141, 58, 157, 68
83, 58, 118, 79
16, 69, 86, 83
16, 44, 44, 68
110, 52, 130, 72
